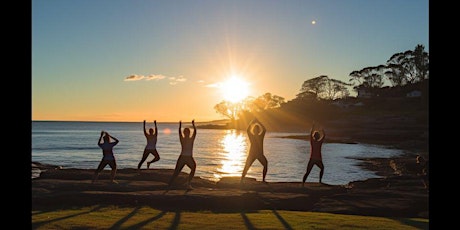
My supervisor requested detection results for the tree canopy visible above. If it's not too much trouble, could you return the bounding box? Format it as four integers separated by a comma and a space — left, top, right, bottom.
214, 93, 285, 120
350, 44, 429, 90
296, 75, 351, 100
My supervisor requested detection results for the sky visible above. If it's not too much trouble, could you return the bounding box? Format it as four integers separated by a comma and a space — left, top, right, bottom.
32, 0, 429, 122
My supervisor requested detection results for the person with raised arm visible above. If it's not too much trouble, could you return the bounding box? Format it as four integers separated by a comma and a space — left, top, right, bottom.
137, 120, 160, 173
302, 122, 326, 186
168, 120, 197, 189
241, 117, 268, 184
92, 131, 119, 183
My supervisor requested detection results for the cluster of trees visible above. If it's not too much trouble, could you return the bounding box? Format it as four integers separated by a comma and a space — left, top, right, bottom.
214, 44, 429, 122
214, 92, 285, 121
296, 75, 350, 101
349, 44, 429, 90
297, 44, 429, 102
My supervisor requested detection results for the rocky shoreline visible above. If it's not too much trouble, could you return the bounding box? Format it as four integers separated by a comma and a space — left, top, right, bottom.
32, 152, 428, 218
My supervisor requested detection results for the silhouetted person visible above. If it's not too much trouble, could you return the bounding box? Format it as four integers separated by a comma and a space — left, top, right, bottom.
416, 155, 429, 189
241, 118, 268, 183
92, 131, 119, 183
137, 120, 160, 173
168, 120, 197, 189
302, 122, 325, 186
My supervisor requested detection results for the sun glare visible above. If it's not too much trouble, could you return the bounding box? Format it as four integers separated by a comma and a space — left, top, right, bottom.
162, 128, 171, 134
221, 76, 250, 102
213, 130, 248, 180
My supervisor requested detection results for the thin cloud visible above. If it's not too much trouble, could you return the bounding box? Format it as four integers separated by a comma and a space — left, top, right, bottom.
124, 74, 145, 81
146, 74, 166, 80
125, 74, 187, 85
169, 76, 187, 85
176, 76, 187, 82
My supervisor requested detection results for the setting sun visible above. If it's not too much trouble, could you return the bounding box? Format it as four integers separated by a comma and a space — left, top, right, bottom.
221, 76, 250, 102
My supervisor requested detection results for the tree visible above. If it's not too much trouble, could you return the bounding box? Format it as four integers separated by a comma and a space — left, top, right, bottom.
385, 63, 407, 87
349, 65, 386, 94
362, 65, 386, 88
297, 75, 351, 100
385, 44, 429, 85
250, 93, 285, 112
298, 75, 328, 99
349, 70, 363, 86
323, 78, 351, 100
214, 101, 243, 121
413, 44, 429, 81
295, 91, 317, 101
214, 92, 285, 121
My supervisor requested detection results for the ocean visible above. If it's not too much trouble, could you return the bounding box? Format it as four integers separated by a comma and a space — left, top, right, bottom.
32, 121, 403, 185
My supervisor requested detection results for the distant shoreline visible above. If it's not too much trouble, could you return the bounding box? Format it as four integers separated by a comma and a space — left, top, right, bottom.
276, 134, 358, 144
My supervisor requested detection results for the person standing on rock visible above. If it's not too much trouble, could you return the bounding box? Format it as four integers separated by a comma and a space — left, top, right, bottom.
168, 120, 197, 189
302, 122, 326, 186
137, 120, 160, 173
241, 118, 268, 184
92, 131, 119, 184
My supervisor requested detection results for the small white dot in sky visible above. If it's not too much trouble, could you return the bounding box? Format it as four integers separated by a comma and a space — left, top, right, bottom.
311, 20, 316, 25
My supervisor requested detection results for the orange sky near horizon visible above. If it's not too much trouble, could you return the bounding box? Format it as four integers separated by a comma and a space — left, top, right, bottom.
33, 73, 256, 123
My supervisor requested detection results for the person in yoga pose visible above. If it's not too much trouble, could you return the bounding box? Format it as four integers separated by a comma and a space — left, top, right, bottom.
241, 118, 268, 183
168, 120, 197, 189
92, 131, 119, 183
302, 122, 326, 186
137, 120, 160, 173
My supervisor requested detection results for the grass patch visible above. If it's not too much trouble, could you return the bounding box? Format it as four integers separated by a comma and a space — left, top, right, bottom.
32, 206, 428, 229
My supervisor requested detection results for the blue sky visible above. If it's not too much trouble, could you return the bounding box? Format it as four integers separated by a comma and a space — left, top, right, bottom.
32, 0, 429, 122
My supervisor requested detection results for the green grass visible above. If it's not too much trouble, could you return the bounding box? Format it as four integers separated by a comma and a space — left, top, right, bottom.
32, 206, 428, 229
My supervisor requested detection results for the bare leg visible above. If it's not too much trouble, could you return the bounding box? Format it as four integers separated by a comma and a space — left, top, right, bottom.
138, 149, 150, 171
147, 150, 160, 169
241, 156, 256, 183
258, 155, 268, 182
109, 160, 117, 183
302, 160, 315, 187
92, 160, 106, 183
186, 158, 196, 189
318, 161, 324, 184
168, 157, 186, 186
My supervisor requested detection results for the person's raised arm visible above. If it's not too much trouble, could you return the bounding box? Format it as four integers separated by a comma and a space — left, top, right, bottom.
318, 128, 325, 142
178, 120, 183, 139
310, 122, 315, 136
192, 119, 197, 138
247, 119, 255, 135
154, 120, 158, 136
108, 132, 120, 145
143, 120, 148, 136
257, 119, 266, 135
98, 131, 104, 145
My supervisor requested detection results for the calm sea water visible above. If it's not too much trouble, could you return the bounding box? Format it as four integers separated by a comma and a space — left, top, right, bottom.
32, 121, 403, 185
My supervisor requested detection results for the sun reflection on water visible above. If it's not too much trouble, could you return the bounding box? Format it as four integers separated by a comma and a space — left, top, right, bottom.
213, 130, 248, 180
